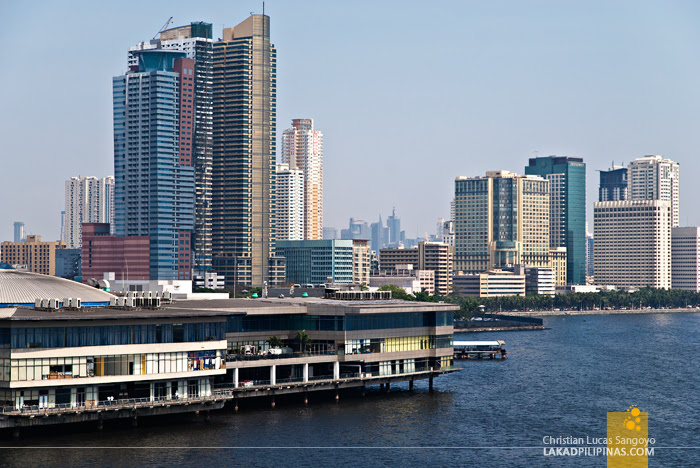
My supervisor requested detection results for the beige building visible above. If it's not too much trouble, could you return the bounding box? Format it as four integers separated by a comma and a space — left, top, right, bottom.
352, 239, 371, 286
628, 155, 680, 228
594, 200, 672, 289
454, 171, 550, 275
549, 247, 568, 286
452, 269, 526, 297
379, 242, 452, 296
370, 265, 436, 296
1, 235, 67, 276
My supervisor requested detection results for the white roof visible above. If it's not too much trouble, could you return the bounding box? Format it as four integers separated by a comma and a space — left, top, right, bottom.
0, 269, 115, 305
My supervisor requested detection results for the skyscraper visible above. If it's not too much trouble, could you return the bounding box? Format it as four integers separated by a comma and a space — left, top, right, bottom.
113, 49, 196, 280
129, 22, 214, 272
281, 119, 323, 240
212, 15, 283, 287
13, 222, 25, 243
454, 171, 551, 274
386, 208, 401, 246
525, 156, 586, 284
63, 176, 114, 249
598, 165, 628, 201
276, 164, 304, 241
628, 155, 680, 227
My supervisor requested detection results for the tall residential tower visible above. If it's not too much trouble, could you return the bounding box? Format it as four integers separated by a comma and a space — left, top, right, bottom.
63, 176, 114, 249
628, 155, 680, 227
212, 15, 284, 287
281, 119, 323, 240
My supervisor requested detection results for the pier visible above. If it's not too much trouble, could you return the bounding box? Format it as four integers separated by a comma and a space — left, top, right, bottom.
453, 341, 507, 360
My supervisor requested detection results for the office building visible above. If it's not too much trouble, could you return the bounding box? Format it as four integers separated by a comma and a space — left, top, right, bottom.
1, 235, 67, 276
593, 200, 672, 289
454, 171, 551, 275
387, 208, 401, 245
81, 223, 150, 284
370, 265, 435, 296
276, 164, 304, 241
55, 248, 81, 280
371, 216, 388, 251
525, 156, 586, 284
452, 269, 526, 297
379, 242, 452, 296
281, 119, 323, 240
513, 265, 555, 296
13, 222, 25, 243
322, 227, 338, 240
672, 227, 700, 292
628, 155, 680, 227
113, 48, 196, 281
212, 15, 283, 287
64, 176, 114, 249
599, 165, 628, 201
276, 240, 354, 285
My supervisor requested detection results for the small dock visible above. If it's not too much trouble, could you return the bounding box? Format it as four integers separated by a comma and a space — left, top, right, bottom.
454, 340, 507, 360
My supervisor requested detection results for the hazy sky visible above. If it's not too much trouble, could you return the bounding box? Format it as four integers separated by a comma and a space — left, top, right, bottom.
2, 0, 700, 243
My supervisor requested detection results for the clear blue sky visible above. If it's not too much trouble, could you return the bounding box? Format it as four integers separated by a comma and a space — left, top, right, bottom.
2, 0, 699, 243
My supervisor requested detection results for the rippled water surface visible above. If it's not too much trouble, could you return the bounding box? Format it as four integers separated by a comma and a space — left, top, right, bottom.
1, 313, 698, 467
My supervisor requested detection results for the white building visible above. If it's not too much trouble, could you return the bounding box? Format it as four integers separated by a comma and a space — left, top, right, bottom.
64, 176, 114, 249
453, 270, 526, 297
628, 155, 680, 227
281, 119, 323, 240
672, 227, 700, 291
593, 200, 672, 289
275, 164, 305, 241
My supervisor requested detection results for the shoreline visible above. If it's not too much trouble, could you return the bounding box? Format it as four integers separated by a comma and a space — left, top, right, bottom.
502, 308, 700, 317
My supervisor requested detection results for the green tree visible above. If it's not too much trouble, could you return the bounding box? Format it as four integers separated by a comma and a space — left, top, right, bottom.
295, 330, 311, 353
268, 336, 283, 348
377, 284, 414, 301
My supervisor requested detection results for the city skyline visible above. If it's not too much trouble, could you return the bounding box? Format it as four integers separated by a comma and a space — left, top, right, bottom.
3, 1, 700, 243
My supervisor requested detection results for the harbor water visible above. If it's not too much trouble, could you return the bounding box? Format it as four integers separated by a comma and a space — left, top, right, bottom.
1, 312, 698, 467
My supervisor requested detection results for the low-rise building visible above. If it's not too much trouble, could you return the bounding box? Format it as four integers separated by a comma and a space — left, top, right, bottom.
81, 223, 150, 284
514, 265, 555, 296
370, 265, 435, 295
452, 269, 525, 297
380, 242, 452, 296
672, 226, 700, 291
1, 235, 67, 276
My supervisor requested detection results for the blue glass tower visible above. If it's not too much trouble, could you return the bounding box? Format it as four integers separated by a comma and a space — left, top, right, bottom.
113, 50, 195, 280
526, 156, 586, 284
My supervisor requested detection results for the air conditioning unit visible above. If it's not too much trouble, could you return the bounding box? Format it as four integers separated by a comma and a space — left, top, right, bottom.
110, 297, 118, 306
40, 298, 50, 308
72, 298, 82, 309
48, 298, 60, 310
35, 298, 43, 309
124, 297, 135, 308
162, 291, 172, 302
150, 297, 161, 308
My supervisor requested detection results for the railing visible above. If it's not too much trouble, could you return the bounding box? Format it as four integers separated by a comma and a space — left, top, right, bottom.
0, 391, 234, 416
226, 351, 336, 362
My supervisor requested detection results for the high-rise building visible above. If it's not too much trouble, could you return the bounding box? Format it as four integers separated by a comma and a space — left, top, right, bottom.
212, 15, 283, 287
387, 208, 401, 245
371, 216, 388, 251
593, 200, 672, 289
322, 227, 338, 240
276, 164, 304, 241
672, 227, 700, 292
13, 222, 25, 243
113, 49, 196, 280
281, 119, 323, 240
598, 165, 628, 201
454, 171, 551, 275
341, 218, 370, 240
1, 235, 67, 276
628, 155, 680, 227
525, 156, 586, 284
129, 22, 215, 272
63, 176, 114, 249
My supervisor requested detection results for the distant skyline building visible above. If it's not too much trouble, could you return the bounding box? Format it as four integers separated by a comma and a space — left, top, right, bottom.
598, 165, 628, 201
341, 218, 370, 241
281, 118, 323, 240
387, 208, 401, 245
212, 15, 284, 287
63, 176, 114, 249
113, 49, 195, 280
454, 171, 551, 275
276, 163, 304, 241
322, 227, 338, 240
525, 156, 586, 284
628, 155, 680, 227
593, 200, 672, 289
13, 222, 25, 243
371, 216, 388, 251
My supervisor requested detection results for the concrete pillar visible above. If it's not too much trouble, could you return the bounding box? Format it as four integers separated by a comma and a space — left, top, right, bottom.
303, 363, 309, 383
233, 368, 239, 388
70, 388, 77, 408
270, 365, 277, 386
149, 383, 155, 402
409, 380, 414, 391
166, 382, 172, 400
386, 382, 390, 392
333, 361, 340, 380
429, 377, 434, 392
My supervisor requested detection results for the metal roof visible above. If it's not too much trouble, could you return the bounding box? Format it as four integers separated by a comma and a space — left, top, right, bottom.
0, 269, 115, 306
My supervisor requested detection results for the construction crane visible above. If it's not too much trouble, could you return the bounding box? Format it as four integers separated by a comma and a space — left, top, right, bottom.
153, 16, 173, 40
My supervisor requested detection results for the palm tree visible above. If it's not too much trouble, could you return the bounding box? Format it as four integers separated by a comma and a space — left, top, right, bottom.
295, 330, 310, 354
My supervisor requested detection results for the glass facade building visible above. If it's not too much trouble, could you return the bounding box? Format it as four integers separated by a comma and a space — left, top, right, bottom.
276, 239, 354, 284
526, 156, 586, 284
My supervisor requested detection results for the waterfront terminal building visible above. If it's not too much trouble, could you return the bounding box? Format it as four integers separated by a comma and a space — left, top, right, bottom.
0, 268, 456, 433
